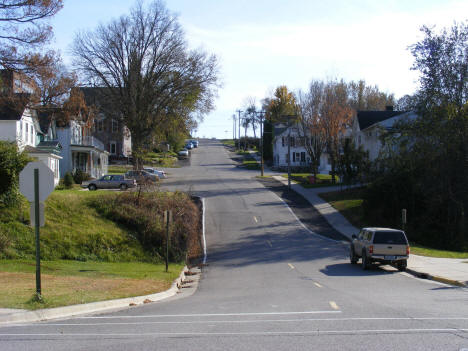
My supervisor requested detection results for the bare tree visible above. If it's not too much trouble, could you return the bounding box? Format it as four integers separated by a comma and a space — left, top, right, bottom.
72, 0, 219, 168
0, 0, 63, 71
321, 80, 354, 183
296, 80, 326, 179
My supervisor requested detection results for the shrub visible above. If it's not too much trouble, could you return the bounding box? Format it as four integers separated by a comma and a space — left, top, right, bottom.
0, 141, 31, 206
73, 169, 91, 184
63, 172, 74, 188
90, 191, 201, 263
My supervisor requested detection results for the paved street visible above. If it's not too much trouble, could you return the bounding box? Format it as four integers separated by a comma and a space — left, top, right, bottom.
1, 139, 468, 350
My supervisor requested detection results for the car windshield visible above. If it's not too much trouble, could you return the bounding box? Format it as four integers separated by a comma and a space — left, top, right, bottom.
373, 231, 407, 244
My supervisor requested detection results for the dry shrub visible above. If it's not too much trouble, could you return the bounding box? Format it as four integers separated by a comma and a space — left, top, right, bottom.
91, 191, 201, 263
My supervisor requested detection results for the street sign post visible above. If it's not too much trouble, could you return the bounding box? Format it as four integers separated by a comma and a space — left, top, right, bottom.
19, 162, 55, 299
164, 210, 173, 272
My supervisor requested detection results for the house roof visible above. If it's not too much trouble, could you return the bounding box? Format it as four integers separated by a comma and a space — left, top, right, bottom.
0, 94, 31, 121
357, 110, 407, 131
79, 87, 119, 117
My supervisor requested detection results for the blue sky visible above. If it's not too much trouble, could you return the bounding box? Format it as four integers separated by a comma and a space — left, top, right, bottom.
51, 0, 468, 138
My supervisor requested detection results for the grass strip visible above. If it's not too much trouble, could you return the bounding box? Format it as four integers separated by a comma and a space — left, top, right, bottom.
0, 259, 184, 310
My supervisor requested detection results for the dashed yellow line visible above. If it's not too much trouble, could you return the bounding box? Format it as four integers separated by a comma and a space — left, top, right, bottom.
329, 301, 339, 310
288, 263, 295, 270
314, 282, 323, 288
253, 216, 258, 223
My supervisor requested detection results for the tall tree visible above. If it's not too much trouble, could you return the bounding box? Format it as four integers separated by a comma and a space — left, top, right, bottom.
72, 0, 219, 168
320, 80, 354, 183
347, 80, 395, 111
0, 0, 63, 72
296, 80, 326, 179
264, 85, 297, 123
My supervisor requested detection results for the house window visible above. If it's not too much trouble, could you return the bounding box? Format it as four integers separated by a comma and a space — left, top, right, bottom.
111, 119, 118, 133
292, 153, 296, 162
282, 137, 285, 147
110, 141, 117, 155
97, 120, 104, 132
301, 152, 306, 162
290, 136, 295, 147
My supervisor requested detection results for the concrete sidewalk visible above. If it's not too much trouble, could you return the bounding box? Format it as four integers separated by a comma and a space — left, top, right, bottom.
271, 175, 468, 288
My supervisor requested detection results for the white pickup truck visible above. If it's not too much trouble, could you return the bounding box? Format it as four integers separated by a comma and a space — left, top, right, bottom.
350, 227, 410, 271
81, 175, 136, 191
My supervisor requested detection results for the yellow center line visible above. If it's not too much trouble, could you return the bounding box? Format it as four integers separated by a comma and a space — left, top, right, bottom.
314, 282, 323, 288
329, 301, 339, 310
253, 216, 258, 223
288, 263, 295, 270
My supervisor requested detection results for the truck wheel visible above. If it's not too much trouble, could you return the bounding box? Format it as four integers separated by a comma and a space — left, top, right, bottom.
398, 260, 407, 272
120, 183, 128, 191
350, 246, 358, 264
362, 251, 370, 270
88, 184, 97, 191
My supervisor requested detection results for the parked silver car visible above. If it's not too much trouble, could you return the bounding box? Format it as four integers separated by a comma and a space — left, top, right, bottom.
350, 227, 410, 271
144, 168, 167, 179
178, 148, 189, 158
81, 175, 136, 191
124, 170, 158, 183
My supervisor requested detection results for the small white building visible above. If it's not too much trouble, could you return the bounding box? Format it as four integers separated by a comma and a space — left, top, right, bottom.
272, 123, 332, 172
352, 108, 418, 160
0, 97, 62, 185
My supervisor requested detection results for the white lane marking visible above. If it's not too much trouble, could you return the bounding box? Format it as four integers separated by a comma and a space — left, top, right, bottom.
253, 216, 258, 223
26, 316, 468, 326
3, 329, 468, 337
271, 192, 340, 243
288, 263, 295, 270
202, 197, 207, 264
76, 311, 342, 319
329, 301, 339, 310
314, 282, 323, 288
266, 240, 272, 247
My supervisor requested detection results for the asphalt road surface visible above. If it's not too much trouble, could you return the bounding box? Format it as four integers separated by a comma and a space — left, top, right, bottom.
1, 139, 468, 351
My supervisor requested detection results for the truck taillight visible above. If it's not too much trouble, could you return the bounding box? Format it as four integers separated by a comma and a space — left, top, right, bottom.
369, 245, 373, 254
406, 245, 410, 255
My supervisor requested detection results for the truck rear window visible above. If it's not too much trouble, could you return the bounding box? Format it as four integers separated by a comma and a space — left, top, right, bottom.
373, 231, 407, 244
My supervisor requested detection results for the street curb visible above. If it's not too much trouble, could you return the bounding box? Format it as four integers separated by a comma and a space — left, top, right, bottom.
0, 266, 188, 326
405, 268, 467, 288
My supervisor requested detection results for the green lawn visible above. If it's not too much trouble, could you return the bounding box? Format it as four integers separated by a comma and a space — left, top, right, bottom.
281, 173, 341, 188
0, 259, 184, 310
108, 164, 132, 174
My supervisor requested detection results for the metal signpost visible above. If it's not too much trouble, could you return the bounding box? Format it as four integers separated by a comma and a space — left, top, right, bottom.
19, 162, 55, 299
164, 210, 173, 272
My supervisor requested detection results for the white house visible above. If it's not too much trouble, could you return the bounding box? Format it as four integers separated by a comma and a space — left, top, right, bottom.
56, 118, 108, 179
0, 97, 62, 185
352, 107, 418, 160
272, 122, 332, 172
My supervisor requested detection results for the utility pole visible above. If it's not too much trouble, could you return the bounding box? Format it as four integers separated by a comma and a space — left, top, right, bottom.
236, 110, 243, 151
256, 110, 265, 176
282, 115, 297, 191
232, 114, 236, 141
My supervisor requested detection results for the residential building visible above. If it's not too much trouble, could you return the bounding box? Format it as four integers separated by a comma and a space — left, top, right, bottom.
0, 96, 62, 185
80, 87, 132, 162
56, 117, 108, 179
352, 107, 418, 160
272, 122, 332, 172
